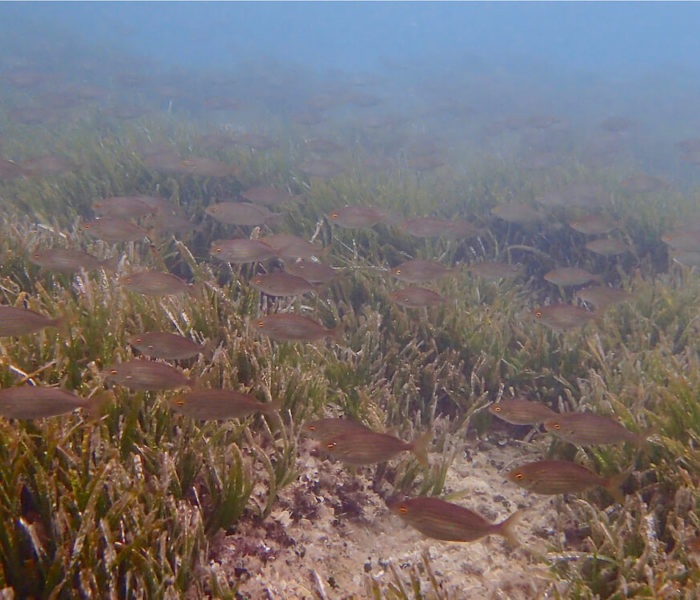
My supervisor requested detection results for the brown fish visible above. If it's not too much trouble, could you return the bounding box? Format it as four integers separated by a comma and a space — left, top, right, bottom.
322, 429, 430, 466
569, 215, 618, 236
29, 248, 108, 274
209, 239, 277, 263
170, 389, 280, 420
250, 272, 315, 297
120, 271, 190, 296
284, 259, 340, 284
661, 229, 700, 252
389, 287, 446, 308
255, 313, 340, 343
0, 386, 90, 419
622, 174, 669, 194
92, 196, 155, 219
128, 332, 207, 360
585, 238, 631, 256
0, 158, 27, 180
260, 233, 326, 259
398, 217, 453, 238
544, 267, 600, 287
488, 398, 557, 425
241, 186, 297, 207
0, 305, 62, 337
575, 286, 632, 308
21, 154, 78, 176
506, 460, 626, 503
389, 496, 522, 546
327, 206, 386, 229
205, 202, 276, 226
466, 261, 521, 281
300, 158, 344, 178
391, 259, 454, 283
304, 417, 373, 440
670, 249, 700, 267
491, 203, 543, 224
104, 359, 193, 391
531, 304, 596, 330
82, 218, 148, 243
544, 413, 650, 446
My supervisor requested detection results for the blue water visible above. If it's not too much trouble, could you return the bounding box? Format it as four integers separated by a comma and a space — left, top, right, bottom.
2, 2, 700, 77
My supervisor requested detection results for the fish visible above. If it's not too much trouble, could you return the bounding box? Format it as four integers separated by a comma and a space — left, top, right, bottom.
544, 267, 600, 287
209, 239, 277, 263
531, 304, 596, 330
569, 215, 618, 236
205, 202, 276, 226
176, 157, 235, 178
661, 229, 700, 252
120, 271, 190, 296
670, 249, 700, 267
388, 287, 446, 308
575, 286, 632, 308
241, 186, 298, 207
391, 259, 454, 283
543, 413, 650, 446
21, 154, 78, 176
260, 233, 326, 259
507, 460, 626, 503
249, 272, 315, 297
92, 196, 155, 219
491, 203, 543, 224
0, 158, 27, 180
388, 496, 522, 546
398, 217, 454, 238
585, 238, 631, 256
254, 313, 341, 343
0, 305, 62, 336
299, 158, 344, 178
0, 386, 90, 419
29, 248, 108, 274
82, 218, 148, 243
303, 417, 373, 440
128, 332, 207, 360
322, 429, 431, 466
488, 397, 557, 425
466, 261, 521, 281
170, 389, 280, 420
327, 206, 386, 229
284, 259, 340, 284
104, 359, 194, 391
622, 174, 670, 194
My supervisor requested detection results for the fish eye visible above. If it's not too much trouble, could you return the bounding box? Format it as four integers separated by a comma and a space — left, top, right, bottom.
84, 223, 92, 229
399, 504, 408, 514
109, 369, 118, 375
329, 212, 338, 219
215, 248, 222, 253
493, 406, 501, 413
134, 337, 142, 343
327, 442, 336, 450
535, 310, 543, 318
308, 424, 316, 431
552, 422, 561, 430
256, 321, 265, 327
394, 269, 401, 274
175, 399, 185, 407
514, 472, 524, 480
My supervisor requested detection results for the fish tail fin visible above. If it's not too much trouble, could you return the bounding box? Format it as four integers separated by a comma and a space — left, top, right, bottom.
99, 256, 121, 273
85, 390, 115, 421
497, 510, 525, 547
262, 398, 284, 414
604, 471, 629, 504
411, 430, 432, 466
327, 325, 344, 345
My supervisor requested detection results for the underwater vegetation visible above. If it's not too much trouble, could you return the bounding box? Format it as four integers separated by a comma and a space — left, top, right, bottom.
1, 47, 700, 600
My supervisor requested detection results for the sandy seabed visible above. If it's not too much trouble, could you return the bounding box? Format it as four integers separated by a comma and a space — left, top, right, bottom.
211, 432, 574, 599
